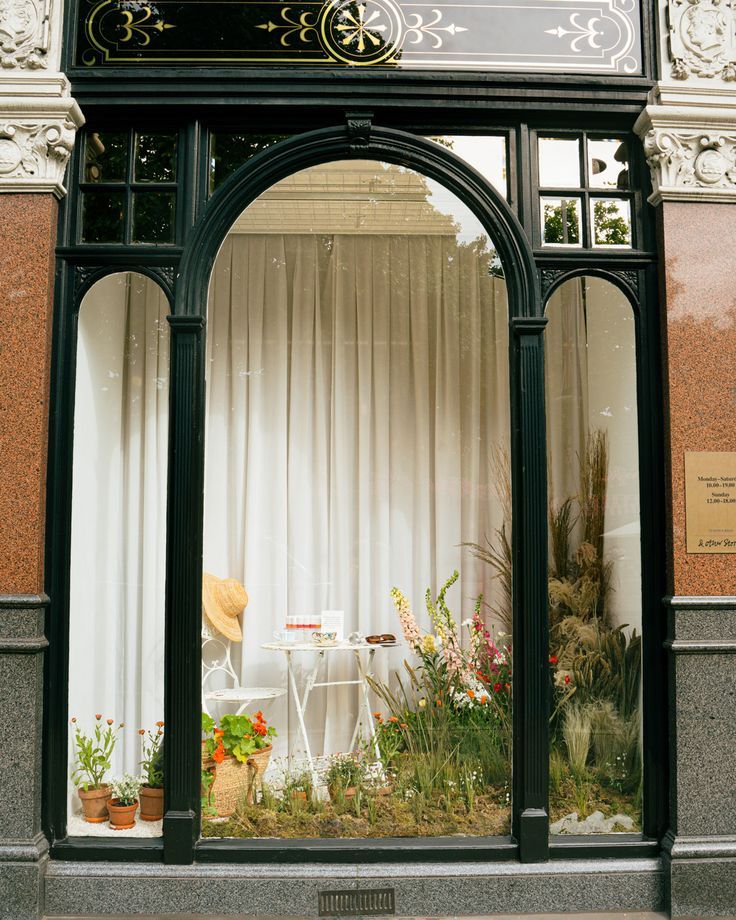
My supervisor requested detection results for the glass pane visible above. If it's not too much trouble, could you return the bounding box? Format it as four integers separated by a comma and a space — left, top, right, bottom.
201, 160, 512, 840
592, 198, 632, 247
538, 137, 581, 188
132, 192, 176, 244
135, 133, 177, 183
209, 134, 288, 193
68, 272, 170, 837
588, 138, 629, 190
541, 197, 582, 247
428, 136, 507, 198
545, 276, 642, 836
81, 190, 125, 244
84, 131, 128, 183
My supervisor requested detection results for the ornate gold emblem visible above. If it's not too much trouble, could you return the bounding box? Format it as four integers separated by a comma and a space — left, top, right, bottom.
319, 0, 403, 64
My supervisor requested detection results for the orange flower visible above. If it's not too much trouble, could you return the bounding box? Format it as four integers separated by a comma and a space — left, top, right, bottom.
255, 711, 264, 721
95, 714, 102, 720
467, 689, 475, 699
435, 698, 442, 707
388, 716, 398, 723
212, 741, 225, 764
138, 729, 145, 735
214, 728, 224, 738
480, 695, 489, 704
107, 719, 114, 725
400, 723, 408, 729
156, 721, 164, 728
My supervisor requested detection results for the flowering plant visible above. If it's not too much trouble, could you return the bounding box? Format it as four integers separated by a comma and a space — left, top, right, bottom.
139, 722, 164, 788
70, 714, 123, 791
371, 571, 514, 777
201, 711, 276, 764
110, 773, 142, 806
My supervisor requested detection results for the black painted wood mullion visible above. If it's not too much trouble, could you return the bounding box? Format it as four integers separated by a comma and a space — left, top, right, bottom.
163, 313, 206, 865
510, 314, 549, 863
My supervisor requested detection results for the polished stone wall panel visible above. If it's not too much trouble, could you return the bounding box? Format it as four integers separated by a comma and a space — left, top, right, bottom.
0, 861, 44, 920
671, 652, 736, 837
661, 203, 736, 596
0, 195, 57, 596
0, 650, 44, 840
669, 857, 736, 919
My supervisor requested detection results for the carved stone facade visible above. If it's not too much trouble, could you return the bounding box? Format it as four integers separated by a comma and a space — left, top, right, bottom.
0, 0, 51, 70
667, 0, 736, 81
0, 0, 82, 196
635, 85, 736, 202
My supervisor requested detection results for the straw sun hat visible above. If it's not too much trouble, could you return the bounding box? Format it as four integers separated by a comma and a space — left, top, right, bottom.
202, 572, 248, 643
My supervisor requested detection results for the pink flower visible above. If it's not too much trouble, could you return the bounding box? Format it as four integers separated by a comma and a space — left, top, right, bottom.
390, 588, 422, 652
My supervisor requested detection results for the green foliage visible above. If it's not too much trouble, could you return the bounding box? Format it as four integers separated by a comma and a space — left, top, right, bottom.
543, 199, 580, 245
70, 715, 122, 791
592, 200, 630, 246
110, 773, 141, 806
200, 769, 217, 817
139, 724, 164, 788
325, 755, 365, 795
202, 711, 276, 763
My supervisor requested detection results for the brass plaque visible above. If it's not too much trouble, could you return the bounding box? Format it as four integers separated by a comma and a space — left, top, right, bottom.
685, 451, 736, 553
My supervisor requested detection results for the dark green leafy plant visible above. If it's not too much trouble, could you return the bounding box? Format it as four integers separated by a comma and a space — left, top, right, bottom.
70, 714, 122, 791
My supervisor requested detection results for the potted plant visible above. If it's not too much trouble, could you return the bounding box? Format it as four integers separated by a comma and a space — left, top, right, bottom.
326, 754, 365, 800
138, 722, 164, 821
107, 774, 142, 830
201, 711, 276, 817
70, 715, 121, 822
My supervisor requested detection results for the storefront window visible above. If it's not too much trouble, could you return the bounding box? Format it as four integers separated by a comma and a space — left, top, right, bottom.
198, 159, 514, 839
67, 272, 169, 837
545, 276, 642, 835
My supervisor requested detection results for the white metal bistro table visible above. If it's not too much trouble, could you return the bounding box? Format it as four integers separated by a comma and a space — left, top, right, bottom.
261, 640, 397, 788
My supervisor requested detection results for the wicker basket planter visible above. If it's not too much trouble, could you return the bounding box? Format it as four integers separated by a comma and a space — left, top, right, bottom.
202, 744, 272, 818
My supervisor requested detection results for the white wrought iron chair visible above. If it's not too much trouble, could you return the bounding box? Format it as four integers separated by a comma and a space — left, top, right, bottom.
201, 618, 285, 717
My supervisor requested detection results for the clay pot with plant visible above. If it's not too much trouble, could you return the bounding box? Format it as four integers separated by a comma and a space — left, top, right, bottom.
138, 722, 164, 821
70, 714, 122, 822
108, 774, 142, 830
326, 754, 365, 801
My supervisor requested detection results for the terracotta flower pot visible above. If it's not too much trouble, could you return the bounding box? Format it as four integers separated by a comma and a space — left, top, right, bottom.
139, 785, 164, 821
77, 785, 112, 823
107, 798, 138, 830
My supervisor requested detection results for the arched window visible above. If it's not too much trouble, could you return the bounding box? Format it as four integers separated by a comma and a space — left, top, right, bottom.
199, 159, 514, 839
68, 271, 169, 835
545, 275, 642, 834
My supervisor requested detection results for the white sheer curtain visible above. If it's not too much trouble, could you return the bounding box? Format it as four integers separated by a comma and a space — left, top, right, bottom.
545, 277, 641, 631
203, 232, 510, 756
68, 273, 168, 810
66, 231, 641, 794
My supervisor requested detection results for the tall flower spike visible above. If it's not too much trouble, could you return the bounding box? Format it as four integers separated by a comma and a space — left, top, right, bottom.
391, 587, 422, 652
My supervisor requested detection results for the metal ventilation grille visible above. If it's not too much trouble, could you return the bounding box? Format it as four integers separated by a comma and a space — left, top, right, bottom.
318, 887, 396, 916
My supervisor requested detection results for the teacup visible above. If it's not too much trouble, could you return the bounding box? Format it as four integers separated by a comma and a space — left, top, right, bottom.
312, 630, 337, 645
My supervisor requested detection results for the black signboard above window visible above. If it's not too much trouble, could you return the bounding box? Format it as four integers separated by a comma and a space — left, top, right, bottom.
76, 0, 642, 72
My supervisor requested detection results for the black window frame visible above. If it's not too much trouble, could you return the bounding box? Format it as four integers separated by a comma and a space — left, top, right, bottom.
45, 2, 667, 866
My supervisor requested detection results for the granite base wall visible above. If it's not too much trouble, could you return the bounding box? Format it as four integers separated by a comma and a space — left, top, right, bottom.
0, 597, 49, 920
42, 858, 665, 917
664, 598, 736, 919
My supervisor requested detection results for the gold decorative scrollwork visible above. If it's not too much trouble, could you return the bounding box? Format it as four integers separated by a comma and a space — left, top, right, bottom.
255, 9, 319, 48
117, 6, 175, 46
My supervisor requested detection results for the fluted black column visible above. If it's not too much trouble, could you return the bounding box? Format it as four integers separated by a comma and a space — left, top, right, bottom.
510, 314, 549, 863
163, 313, 205, 865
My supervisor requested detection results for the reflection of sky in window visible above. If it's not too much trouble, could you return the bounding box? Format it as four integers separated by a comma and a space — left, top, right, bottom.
423, 136, 505, 259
